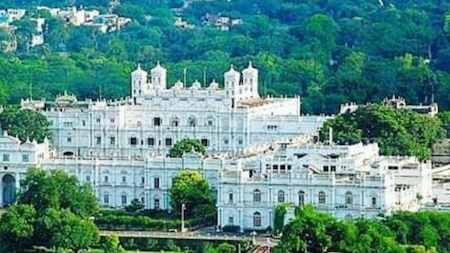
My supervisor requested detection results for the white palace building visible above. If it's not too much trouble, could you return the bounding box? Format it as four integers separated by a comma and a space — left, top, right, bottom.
0, 62, 434, 231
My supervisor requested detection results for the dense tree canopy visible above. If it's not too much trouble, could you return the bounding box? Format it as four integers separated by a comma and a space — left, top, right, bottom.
320, 104, 445, 160
169, 170, 215, 218
0, 1, 449, 114
0, 105, 52, 143
0, 168, 99, 252
275, 206, 444, 253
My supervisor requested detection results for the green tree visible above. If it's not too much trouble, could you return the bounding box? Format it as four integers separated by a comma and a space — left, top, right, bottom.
125, 198, 145, 213
0, 106, 52, 143
168, 138, 207, 158
103, 233, 126, 253
169, 170, 215, 218
0, 204, 36, 252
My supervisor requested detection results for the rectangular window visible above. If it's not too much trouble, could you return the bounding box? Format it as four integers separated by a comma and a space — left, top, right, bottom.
147, 138, 155, 146
67, 137, 72, 143
165, 138, 172, 146
154, 198, 160, 209
323, 166, 329, 172
104, 195, 109, 204
82, 120, 86, 126
228, 217, 234, 225
86, 175, 91, 182
153, 117, 161, 126
122, 176, 126, 183
22, 154, 29, 162
121, 195, 127, 205
3, 154, 9, 162
201, 138, 209, 147
154, 177, 160, 189
330, 166, 336, 172
104, 176, 108, 183
372, 197, 377, 206
141, 177, 145, 184
229, 193, 233, 203
96, 137, 101, 145
110, 118, 115, 123
96, 118, 101, 123
130, 137, 137, 146
110, 137, 115, 145
63, 122, 73, 127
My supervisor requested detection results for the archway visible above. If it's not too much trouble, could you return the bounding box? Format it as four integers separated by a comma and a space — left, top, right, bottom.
2, 174, 16, 207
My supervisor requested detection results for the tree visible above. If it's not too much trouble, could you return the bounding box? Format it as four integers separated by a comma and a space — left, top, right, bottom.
19, 168, 98, 218
125, 198, 145, 213
0, 106, 52, 143
0, 168, 99, 252
103, 233, 126, 253
0, 204, 36, 252
168, 138, 207, 158
169, 170, 215, 218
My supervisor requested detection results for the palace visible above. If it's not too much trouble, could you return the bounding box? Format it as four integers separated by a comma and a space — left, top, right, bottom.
0, 63, 433, 231
22, 62, 326, 159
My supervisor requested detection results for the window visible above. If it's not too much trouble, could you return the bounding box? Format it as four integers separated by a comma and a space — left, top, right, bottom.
110, 118, 115, 123
82, 120, 86, 126
318, 191, 326, 204
267, 125, 278, 130
188, 116, 196, 127
122, 176, 126, 184
121, 195, 127, 206
154, 198, 160, 209
96, 136, 101, 145
67, 137, 72, 143
201, 138, 209, 147
104, 176, 109, 183
208, 120, 213, 126
372, 197, 377, 206
345, 192, 353, 205
278, 190, 285, 203
96, 118, 101, 123
323, 166, 329, 172
104, 194, 109, 204
147, 138, 155, 146
229, 193, 233, 203
165, 138, 172, 146
63, 122, 73, 127
141, 177, 145, 184
228, 217, 234, 225
153, 117, 162, 126
238, 139, 243, 145
2, 154, 9, 162
298, 191, 305, 206
253, 189, 261, 202
22, 154, 29, 162
86, 175, 91, 182
171, 118, 179, 127
253, 212, 261, 227
224, 139, 229, 145
130, 137, 137, 146
154, 177, 160, 189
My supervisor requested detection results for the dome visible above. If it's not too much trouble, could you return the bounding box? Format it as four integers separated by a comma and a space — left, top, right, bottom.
171, 80, 184, 90
189, 80, 201, 90
150, 61, 166, 75
224, 64, 240, 79
207, 79, 219, 90
242, 61, 258, 75
131, 63, 148, 76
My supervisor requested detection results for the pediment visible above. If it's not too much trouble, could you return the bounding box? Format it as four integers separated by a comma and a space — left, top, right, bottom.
0, 135, 20, 145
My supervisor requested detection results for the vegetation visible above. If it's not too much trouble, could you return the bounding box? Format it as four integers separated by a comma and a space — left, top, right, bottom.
273, 204, 289, 236
0, 168, 99, 252
0, 105, 52, 142
0, 1, 448, 114
168, 139, 207, 158
170, 170, 216, 219
320, 104, 445, 160
275, 206, 450, 253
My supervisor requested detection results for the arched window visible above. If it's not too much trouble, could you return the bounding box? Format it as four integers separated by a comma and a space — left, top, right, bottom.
253, 212, 261, 227
171, 117, 179, 127
188, 116, 197, 127
345, 191, 353, 205
345, 214, 353, 222
298, 191, 305, 206
318, 191, 326, 204
253, 189, 261, 202
277, 190, 285, 203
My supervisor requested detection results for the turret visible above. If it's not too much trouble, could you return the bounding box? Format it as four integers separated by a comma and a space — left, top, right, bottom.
224, 65, 240, 92
150, 62, 167, 90
242, 61, 259, 98
131, 63, 148, 98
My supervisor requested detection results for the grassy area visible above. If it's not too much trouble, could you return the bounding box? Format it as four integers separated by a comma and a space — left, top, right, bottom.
89, 250, 181, 253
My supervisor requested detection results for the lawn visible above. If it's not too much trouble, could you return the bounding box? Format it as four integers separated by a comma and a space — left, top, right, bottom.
89, 250, 181, 253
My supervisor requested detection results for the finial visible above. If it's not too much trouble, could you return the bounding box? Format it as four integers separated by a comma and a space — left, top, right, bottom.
137, 63, 141, 69
230, 64, 234, 70
156, 60, 160, 66
248, 61, 253, 67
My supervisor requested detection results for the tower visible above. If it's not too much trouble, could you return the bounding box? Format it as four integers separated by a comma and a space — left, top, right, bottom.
242, 61, 259, 98
131, 63, 148, 98
150, 62, 167, 90
224, 64, 241, 93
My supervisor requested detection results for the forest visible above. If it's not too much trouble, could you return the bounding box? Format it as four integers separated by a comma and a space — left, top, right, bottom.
0, 0, 450, 114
